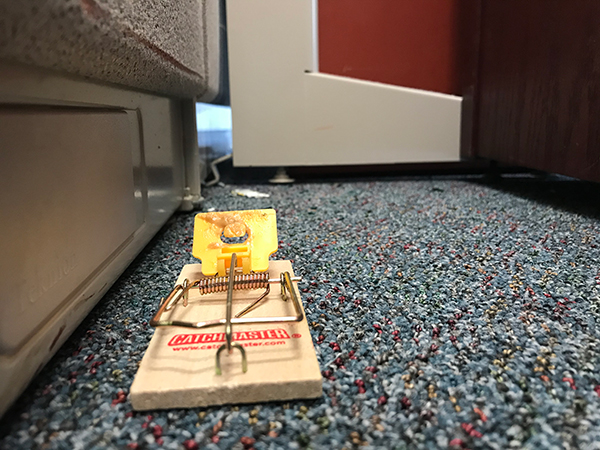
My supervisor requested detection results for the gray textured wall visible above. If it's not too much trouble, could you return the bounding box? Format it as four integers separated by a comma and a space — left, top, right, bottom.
0, 0, 220, 99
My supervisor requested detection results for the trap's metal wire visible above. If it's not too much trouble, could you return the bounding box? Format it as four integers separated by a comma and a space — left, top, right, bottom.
149, 259, 304, 374
215, 253, 246, 375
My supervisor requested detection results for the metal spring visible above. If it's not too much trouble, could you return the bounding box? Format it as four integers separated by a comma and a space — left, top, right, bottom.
196, 272, 270, 295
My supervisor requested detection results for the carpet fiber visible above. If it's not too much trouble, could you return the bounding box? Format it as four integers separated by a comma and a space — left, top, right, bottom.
2, 176, 600, 450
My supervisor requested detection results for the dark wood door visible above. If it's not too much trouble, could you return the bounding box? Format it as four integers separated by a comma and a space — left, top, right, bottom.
475, 1, 600, 182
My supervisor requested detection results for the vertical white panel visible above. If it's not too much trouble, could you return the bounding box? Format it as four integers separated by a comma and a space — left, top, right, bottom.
226, 0, 314, 166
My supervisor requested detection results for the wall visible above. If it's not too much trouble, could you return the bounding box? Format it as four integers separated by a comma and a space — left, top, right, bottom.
317, 0, 479, 96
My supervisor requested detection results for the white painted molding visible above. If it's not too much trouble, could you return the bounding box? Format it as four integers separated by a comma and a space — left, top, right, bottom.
227, 0, 461, 167
310, 0, 319, 72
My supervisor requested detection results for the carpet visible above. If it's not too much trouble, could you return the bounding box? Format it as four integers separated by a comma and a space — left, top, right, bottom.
2, 176, 600, 450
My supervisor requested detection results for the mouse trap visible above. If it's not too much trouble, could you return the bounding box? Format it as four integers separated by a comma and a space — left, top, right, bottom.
130, 209, 322, 410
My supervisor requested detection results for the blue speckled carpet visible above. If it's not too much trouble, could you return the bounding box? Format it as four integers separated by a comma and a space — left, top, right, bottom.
2, 176, 600, 450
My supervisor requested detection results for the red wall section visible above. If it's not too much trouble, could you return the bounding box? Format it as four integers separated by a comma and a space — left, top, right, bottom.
318, 0, 477, 96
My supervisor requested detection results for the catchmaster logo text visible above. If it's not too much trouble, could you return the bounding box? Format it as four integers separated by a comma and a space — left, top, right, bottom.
168, 328, 291, 346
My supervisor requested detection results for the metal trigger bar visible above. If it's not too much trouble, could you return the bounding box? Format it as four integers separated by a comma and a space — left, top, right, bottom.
216, 253, 246, 375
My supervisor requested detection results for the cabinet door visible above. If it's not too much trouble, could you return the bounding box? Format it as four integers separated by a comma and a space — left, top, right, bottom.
227, 0, 466, 167
475, 1, 600, 182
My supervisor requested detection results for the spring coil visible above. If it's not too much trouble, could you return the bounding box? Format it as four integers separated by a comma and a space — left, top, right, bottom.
196, 272, 270, 295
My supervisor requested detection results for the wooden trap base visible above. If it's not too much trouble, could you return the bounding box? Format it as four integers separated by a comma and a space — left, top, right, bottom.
130, 261, 322, 410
